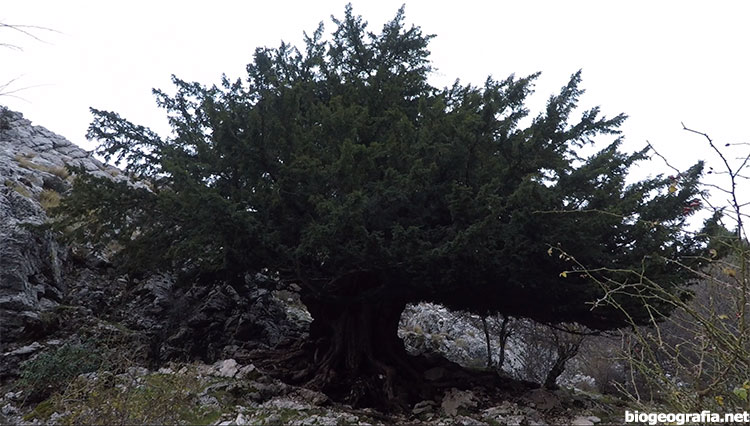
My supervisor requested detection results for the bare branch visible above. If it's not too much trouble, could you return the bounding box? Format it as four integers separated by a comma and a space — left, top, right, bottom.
1, 22, 59, 98
646, 140, 683, 175
0, 22, 59, 48
682, 123, 744, 238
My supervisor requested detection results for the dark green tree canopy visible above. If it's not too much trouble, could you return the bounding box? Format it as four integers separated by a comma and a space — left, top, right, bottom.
58, 5, 707, 333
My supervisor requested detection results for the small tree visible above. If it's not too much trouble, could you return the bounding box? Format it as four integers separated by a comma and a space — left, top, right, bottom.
492, 315, 514, 370
543, 325, 586, 390
476, 313, 514, 369
55, 6, 710, 408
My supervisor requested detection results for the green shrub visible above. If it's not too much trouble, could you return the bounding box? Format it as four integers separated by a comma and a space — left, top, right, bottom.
18, 342, 104, 402
54, 372, 223, 426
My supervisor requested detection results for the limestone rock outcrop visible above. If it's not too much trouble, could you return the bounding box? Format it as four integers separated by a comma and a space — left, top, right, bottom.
0, 107, 307, 372
0, 107, 121, 349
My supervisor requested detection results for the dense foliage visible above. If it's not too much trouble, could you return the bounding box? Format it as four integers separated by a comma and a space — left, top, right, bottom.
56, 6, 709, 331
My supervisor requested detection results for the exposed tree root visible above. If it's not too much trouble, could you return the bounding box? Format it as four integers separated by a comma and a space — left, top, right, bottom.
252, 336, 539, 413
249, 273, 536, 411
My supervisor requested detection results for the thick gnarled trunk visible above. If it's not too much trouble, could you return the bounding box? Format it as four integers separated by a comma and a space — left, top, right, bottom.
300, 295, 422, 408
253, 274, 521, 411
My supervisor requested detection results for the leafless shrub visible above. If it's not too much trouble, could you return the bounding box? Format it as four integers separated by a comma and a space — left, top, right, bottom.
554, 126, 750, 412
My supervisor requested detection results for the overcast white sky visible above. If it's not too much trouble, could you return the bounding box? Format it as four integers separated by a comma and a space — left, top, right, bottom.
2, 0, 749, 221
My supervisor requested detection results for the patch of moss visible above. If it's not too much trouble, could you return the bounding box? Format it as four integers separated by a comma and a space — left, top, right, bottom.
183, 407, 222, 425
278, 407, 303, 422
485, 418, 503, 426
22, 399, 55, 421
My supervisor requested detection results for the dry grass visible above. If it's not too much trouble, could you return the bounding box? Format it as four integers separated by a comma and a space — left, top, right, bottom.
39, 189, 61, 211
5, 179, 33, 198
14, 154, 70, 179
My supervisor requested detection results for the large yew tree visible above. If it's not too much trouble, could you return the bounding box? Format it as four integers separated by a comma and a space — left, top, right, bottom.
58, 6, 709, 407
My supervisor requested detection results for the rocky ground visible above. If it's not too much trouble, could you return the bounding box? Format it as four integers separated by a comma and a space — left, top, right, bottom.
1, 353, 621, 425
0, 106, 632, 424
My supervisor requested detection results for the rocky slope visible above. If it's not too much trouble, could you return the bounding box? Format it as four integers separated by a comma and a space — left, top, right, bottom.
0, 106, 309, 374
0, 106, 118, 348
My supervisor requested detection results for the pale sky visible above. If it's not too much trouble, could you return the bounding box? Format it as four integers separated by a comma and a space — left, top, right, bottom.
2, 0, 749, 228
